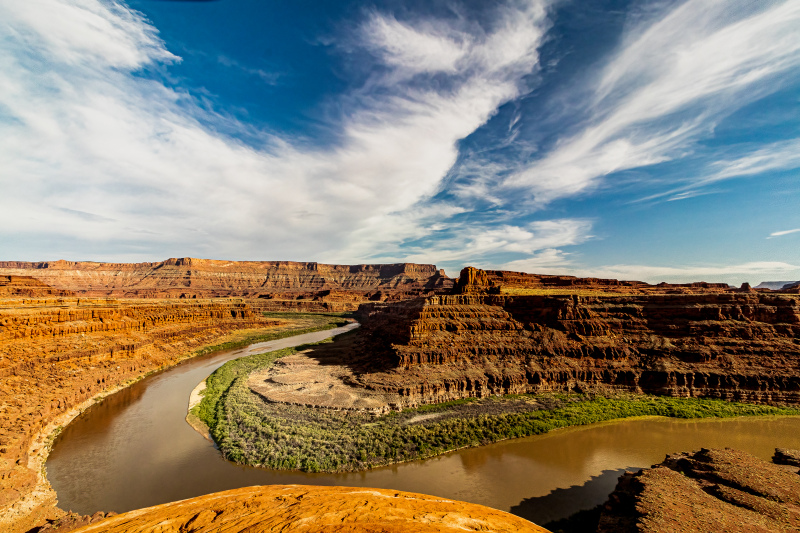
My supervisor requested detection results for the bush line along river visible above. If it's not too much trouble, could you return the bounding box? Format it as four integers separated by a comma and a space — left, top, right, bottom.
46, 318, 800, 528
194, 332, 800, 472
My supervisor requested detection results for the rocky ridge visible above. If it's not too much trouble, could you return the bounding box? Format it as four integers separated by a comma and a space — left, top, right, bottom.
351, 267, 800, 409
0, 259, 452, 306
597, 448, 800, 532
453, 266, 734, 294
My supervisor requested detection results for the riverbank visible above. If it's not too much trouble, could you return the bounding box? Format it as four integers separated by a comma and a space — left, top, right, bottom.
186, 322, 360, 443
194, 331, 800, 473
0, 305, 349, 533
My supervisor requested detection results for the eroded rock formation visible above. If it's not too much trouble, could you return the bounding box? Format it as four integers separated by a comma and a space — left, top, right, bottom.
60, 485, 549, 533
350, 268, 800, 409
597, 448, 800, 532
0, 259, 452, 305
452, 266, 734, 295
0, 295, 278, 533
0, 276, 75, 298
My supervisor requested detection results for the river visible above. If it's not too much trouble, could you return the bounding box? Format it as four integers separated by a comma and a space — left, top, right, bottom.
46, 326, 800, 526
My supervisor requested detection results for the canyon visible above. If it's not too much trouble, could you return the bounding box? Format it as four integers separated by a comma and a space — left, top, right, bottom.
345, 267, 800, 409
4, 259, 800, 532
0, 282, 340, 533
253, 266, 800, 414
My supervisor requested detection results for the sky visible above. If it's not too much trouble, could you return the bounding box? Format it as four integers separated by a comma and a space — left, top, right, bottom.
1, 0, 799, 285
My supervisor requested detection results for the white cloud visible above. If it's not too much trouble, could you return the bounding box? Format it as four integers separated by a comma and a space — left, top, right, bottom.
569, 261, 800, 285
363, 14, 469, 76
769, 228, 800, 238
494, 248, 573, 272
706, 138, 800, 182
503, 0, 800, 204
639, 137, 800, 202
393, 218, 592, 266
0, 0, 551, 263
4, 0, 176, 69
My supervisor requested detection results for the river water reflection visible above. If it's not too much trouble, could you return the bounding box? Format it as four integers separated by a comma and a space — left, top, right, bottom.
47, 330, 800, 526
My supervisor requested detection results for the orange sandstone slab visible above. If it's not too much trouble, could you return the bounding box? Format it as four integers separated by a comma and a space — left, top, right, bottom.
72, 485, 550, 533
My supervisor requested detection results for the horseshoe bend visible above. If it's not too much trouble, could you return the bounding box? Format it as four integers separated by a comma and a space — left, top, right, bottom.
6, 0, 800, 531
2, 261, 800, 533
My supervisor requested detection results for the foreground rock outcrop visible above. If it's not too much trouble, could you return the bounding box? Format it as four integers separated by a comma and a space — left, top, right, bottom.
0, 294, 282, 533
351, 267, 800, 409
0, 258, 452, 305
597, 448, 800, 532
60, 485, 548, 533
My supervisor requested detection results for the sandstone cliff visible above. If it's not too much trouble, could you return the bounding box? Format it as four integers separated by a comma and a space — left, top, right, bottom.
452, 266, 733, 295
0, 258, 452, 301
0, 296, 279, 533
597, 448, 800, 532
352, 268, 800, 408
0, 276, 75, 298
55, 485, 548, 533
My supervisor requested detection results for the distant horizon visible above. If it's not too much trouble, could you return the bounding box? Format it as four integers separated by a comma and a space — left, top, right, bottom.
2, 1, 799, 287
2, 255, 798, 287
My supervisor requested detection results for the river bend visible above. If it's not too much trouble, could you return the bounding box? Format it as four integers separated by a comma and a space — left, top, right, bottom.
46, 327, 800, 525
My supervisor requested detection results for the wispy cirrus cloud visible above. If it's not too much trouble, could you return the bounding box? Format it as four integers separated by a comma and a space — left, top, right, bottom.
0, 0, 553, 263
2, 0, 796, 281
641, 137, 800, 202
500, 0, 800, 204
394, 218, 592, 268
562, 261, 800, 286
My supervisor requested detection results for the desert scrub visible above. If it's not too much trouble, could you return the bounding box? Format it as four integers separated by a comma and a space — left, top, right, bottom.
196, 342, 800, 472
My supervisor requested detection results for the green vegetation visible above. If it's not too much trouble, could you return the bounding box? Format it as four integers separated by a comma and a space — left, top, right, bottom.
194, 338, 800, 473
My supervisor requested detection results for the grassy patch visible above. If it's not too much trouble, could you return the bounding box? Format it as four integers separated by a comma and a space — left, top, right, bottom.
196, 338, 800, 473
192, 316, 348, 429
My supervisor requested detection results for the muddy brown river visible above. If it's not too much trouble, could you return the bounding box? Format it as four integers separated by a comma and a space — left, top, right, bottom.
46, 327, 800, 526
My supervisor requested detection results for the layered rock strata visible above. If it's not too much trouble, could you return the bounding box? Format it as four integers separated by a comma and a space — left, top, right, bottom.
350, 268, 800, 409
597, 448, 800, 532
0, 258, 452, 303
64, 485, 549, 533
0, 276, 75, 298
453, 266, 734, 295
0, 296, 277, 533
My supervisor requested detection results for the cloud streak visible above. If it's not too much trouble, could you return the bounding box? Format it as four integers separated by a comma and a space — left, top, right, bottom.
502, 0, 800, 204
769, 228, 800, 239
555, 261, 800, 286
639, 137, 800, 203
0, 0, 552, 263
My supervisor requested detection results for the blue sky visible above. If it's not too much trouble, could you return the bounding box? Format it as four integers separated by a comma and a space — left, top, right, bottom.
1, 0, 799, 284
